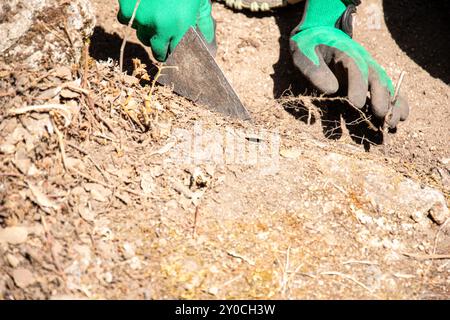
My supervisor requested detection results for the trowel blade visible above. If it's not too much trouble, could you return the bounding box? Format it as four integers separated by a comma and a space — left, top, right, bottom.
157, 28, 251, 121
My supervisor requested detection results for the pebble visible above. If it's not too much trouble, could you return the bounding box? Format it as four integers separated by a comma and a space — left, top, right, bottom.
356, 210, 373, 225
0, 226, 29, 244
208, 287, 219, 296
103, 272, 113, 284
122, 242, 135, 259
428, 204, 449, 225
128, 256, 142, 270
279, 147, 302, 159
12, 268, 35, 288
6, 254, 21, 268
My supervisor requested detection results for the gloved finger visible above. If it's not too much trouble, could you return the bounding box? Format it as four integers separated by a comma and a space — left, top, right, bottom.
150, 34, 171, 62
368, 68, 391, 119
385, 106, 401, 129
385, 95, 409, 128
290, 43, 339, 94
333, 51, 368, 108
395, 94, 410, 121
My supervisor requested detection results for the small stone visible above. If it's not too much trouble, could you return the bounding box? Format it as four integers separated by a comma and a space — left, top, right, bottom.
440, 158, 450, 166
280, 147, 302, 159
411, 211, 425, 224
128, 256, 142, 270
0, 226, 29, 244
356, 210, 373, 225
103, 272, 113, 284
12, 268, 35, 288
0, 144, 16, 154
6, 254, 21, 268
208, 287, 219, 296
122, 242, 135, 259
375, 217, 386, 228
428, 203, 449, 225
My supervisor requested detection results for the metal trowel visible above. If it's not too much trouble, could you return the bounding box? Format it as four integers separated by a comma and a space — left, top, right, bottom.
157, 27, 251, 121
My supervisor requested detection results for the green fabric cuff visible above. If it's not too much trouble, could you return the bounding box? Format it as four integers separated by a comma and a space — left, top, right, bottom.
298, 0, 351, 31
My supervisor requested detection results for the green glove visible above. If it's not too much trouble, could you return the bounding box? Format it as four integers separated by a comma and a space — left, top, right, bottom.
117, 0, 216, 62
290, 0, 409, 128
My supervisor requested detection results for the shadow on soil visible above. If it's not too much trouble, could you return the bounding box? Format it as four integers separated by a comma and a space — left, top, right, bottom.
270, 4, 384, 150
89, 26, 157, 76
383, 0, 450, 85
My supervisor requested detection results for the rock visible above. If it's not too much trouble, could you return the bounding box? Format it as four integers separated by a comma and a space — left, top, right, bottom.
128, 256, 142, 270
208, 286, 219, 296
0, 0, 96, 69
6, 254, 21, 268
0, 226, 29, 244
0, 143, 15, 154
322, 153, 450, 226
428, 202, 448, 225
12, 268, 35, 288
355, 210, 373, 225
103, 272, 113, 284
122, 242, 135, 260
280, 147, 303, 159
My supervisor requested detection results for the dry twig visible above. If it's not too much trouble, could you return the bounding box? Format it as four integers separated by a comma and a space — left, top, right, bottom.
9, 104, 73, 127
120, 0, 142, 72
280, 94, 378, 131
51, 113, 69, 171
382, 71, 406, 153
401, 252, 450, 261
321, 271, 374, 294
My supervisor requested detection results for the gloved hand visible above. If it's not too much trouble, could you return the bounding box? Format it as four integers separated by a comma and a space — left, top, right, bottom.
290, 0, 409, 128
117, 0, 216, 62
